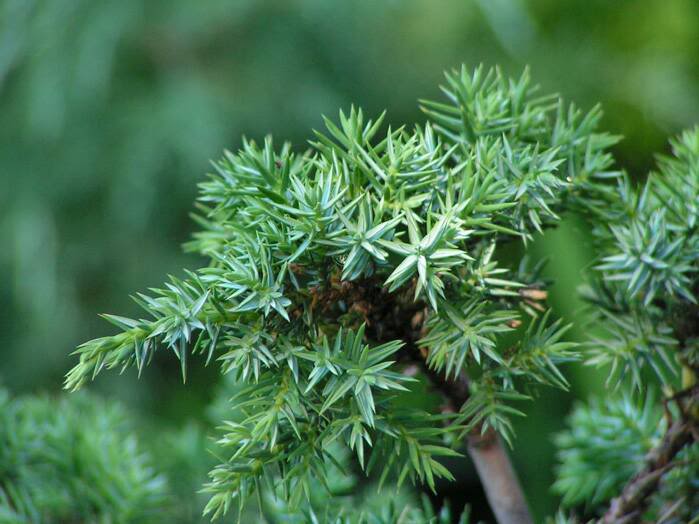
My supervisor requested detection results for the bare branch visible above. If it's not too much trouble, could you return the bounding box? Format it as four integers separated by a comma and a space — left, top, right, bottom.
425, 367, 534, 524
601, 420, 695, 524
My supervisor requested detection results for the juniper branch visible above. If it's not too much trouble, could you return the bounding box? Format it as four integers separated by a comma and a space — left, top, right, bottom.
601, 419, 695, 524
66, 65, 613, 522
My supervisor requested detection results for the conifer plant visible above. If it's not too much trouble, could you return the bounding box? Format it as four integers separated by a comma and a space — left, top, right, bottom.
66, 66, 699, 523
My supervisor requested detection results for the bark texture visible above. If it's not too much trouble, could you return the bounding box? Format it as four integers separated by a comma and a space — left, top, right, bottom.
468, 429, 534, 524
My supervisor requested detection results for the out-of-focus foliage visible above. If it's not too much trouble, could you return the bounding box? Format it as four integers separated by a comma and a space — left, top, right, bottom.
647, 443, 699, 523
581, 128, 699, 390
554, 395, 699, 523
0, 389, 166, 523
553, 395, 662, 507
3, 0, 699, 521
146, 423, 214, 524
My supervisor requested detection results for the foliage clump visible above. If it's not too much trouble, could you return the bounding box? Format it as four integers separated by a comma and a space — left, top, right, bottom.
66, 66, 615, 519
64, 65, 699, 523
553, 395, 662, 507
0, 390, 166, 523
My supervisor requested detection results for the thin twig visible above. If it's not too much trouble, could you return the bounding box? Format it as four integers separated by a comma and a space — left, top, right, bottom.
425, 367, 533, 524
601, 420, 694, 524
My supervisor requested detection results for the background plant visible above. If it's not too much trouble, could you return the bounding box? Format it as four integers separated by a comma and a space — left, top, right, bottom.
0, 389, 166, 523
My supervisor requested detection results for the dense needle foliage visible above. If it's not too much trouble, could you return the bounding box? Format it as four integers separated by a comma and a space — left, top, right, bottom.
64, 66, 698, 522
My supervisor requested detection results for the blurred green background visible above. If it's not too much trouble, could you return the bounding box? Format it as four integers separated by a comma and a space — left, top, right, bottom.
2, 0, 699, 520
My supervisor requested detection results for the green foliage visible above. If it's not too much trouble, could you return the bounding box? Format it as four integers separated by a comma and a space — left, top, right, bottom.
579, 127, 699, 390
0, 389, 166, 523
552, 126, 699, 520
554, 395, 699, 522
60, 59, 699, 521
6, 2, 699, 521
7, 0, 699, 401
66, 66, 616, 519
145, 423, 215, 524
582, 280, 678, 389
266, 494, 473, 524
0, 386, 475, 524
553, 394, 662, 507
234, 437, 473, 524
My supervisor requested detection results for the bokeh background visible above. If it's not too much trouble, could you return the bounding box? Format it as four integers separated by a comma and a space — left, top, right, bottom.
2, 0, 699, 521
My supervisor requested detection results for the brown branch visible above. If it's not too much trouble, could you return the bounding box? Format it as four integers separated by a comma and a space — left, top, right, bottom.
663, 383, 699, 406
467, 428, 534, 524
429, 369, 533, 524
391, 300, 533, 524
601, 420, 694, 524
